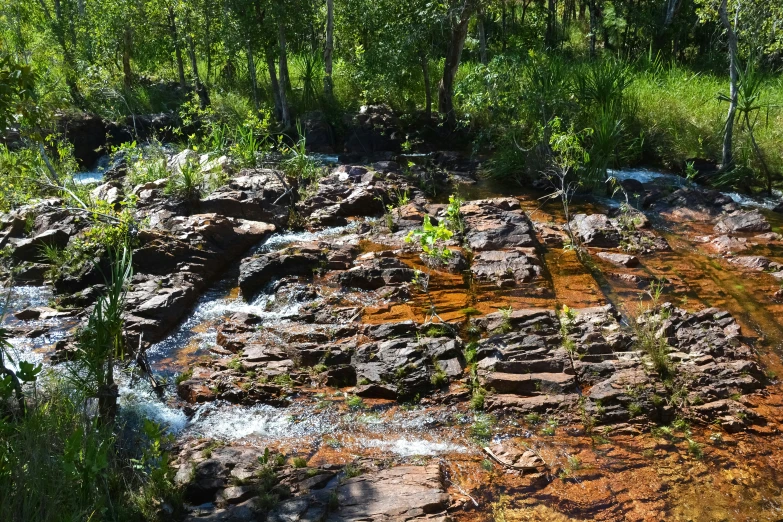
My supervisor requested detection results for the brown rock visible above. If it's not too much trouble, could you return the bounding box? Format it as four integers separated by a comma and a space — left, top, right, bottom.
597, 251, 640, 267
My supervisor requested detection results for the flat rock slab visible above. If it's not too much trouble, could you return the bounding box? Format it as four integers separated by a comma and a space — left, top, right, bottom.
471, 248, 542, 287
715, 210, 771, 233
597, 252, 639, 268
482, 372, 577, 395
327, 464, 450, 521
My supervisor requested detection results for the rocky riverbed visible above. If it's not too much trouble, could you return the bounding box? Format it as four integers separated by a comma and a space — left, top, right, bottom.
3, 146, 783, 521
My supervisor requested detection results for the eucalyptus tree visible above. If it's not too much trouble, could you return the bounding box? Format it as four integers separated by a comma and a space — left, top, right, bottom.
696, 0, 783, 171
33, 0, 84, 104
439, 0, 480, 123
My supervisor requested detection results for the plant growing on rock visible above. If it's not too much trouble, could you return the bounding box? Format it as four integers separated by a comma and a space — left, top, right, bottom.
405, 215, 454, 324
631, 280, 674, 379
67, 246, 133, 423
165, 154, 205, 202
540, 118, 592, 259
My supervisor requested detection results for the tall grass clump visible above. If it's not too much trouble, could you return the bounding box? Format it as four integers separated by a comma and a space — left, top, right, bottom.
630, 280, 673, 379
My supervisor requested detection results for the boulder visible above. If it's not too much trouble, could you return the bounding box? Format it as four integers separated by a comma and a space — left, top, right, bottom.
597, 252, 640, 268
302, 111, 335, 153
715, 210, 771, 233
11, 229, 70, 262
569, 214, 621, 247
461, 200, 537, 251
471, 249, 542, 287
200, 169, 290, 224
327, 464, 449, 521
239, 247, 323, 298
90, 182, 124, 208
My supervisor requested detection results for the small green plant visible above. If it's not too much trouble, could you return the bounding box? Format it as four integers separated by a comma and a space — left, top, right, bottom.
445, 194, 465, 237
524, 412, 543, 425
430, 364, 448, 387
165, 154, 204, 201
423, 324, 450, 337
272, 374, 294, 387
281, 125, 322, 183
470, 414, 495, 443
540, 419, 558, 436
174, 368, 193, 385
463, 341, 478, 365
686, 439, 703, 459
346, 395, 365, 410
632, 280, 674, 378
344, 463, 362, 478
292, 456, 308, 468
470, 386, 486, 411
226, 356, 243, 371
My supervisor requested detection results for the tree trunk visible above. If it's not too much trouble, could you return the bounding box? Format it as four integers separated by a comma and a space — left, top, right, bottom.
588, 0, 598, 57
478, 14, 487, 65
546, 0, 557, 47
438, 0, 476, 124
719, 0, 739, 170
167, 7, 186, 88
502, 0, 507, 51
188, 34, 209, 107
278, 20, 291, 129
122, 26, 133, 89
324, 0, 334, 96
247, 41, 259, 111
421, 52, 432, 118
266, 49, 282, 120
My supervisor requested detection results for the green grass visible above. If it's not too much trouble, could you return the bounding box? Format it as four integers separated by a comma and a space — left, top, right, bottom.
0, 375, 182, 522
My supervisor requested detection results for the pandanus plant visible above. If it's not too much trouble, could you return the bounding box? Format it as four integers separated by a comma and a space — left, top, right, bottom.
717, 61, 777, 194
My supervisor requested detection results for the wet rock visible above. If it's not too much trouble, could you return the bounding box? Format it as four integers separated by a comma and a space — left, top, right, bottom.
471, 309, 557, 335
125, 216, 275, 344
461, 200, 537, 251
706, 235, 750, 254
471, 249, 542, 288
343, 104, 403, 155
303, 110, 335, 153
482, 372, 577, 395
57, 112, 106, 168
729, 256, 783, 273
363, 321, 418, 340
353, 335, 462, 396
201, 169, 290, 225
11, 229, 70, 262
569, 214, 621, 248
339, 256, 414, 290
239, 246, 323, 298
356, 383, 398, 400
14, 263, 49, 285
298, 172, 389, 226
658, 187, 738, 221
715, 210, 771, 233
486, 394, 577, 414
597, 252, 639, 268
91, 182, 123, 208
327, 464, 449, 521
177, 367, 218, 403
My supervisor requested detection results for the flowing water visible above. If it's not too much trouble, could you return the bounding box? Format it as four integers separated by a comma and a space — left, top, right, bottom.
7, 166, 783, 519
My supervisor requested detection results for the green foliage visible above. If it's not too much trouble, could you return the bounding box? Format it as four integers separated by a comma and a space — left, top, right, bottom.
292, 456, 308, 468
632, 280, 674, 378
0, 375, 181, 522
405, 216, 453, 261
346, 395, 365, 410
430, 363, 448, 387
470, 414, 495, 443
165, 154, 205, 201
